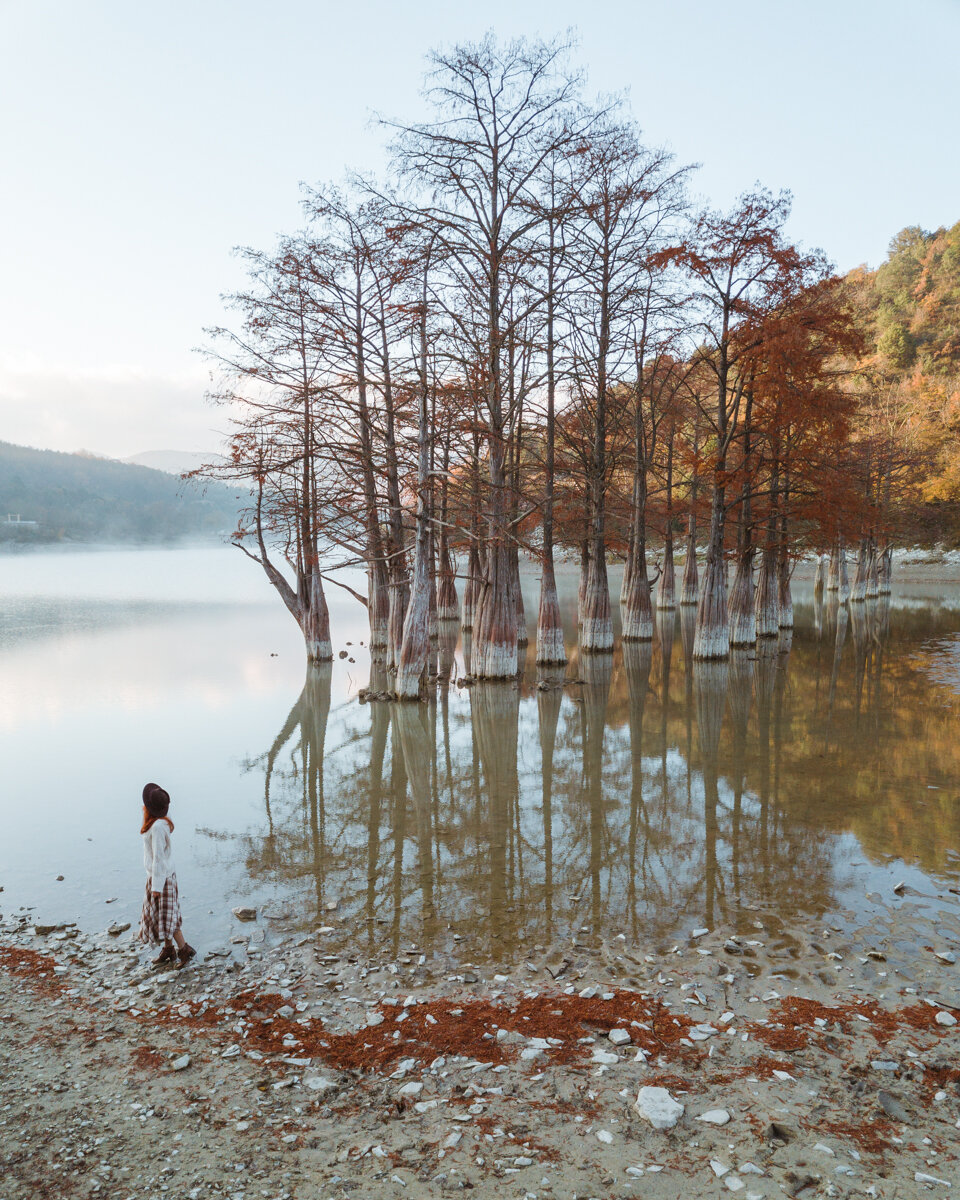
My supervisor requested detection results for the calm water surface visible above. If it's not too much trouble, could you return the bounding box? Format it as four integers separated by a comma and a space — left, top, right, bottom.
2, 545, 959, 962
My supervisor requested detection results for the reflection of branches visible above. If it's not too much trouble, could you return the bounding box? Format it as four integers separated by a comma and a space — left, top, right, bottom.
197, 595, 957, 955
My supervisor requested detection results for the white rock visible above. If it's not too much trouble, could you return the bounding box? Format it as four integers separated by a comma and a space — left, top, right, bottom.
697, 1109, 730, 1125
232, 906, 257, 921
520, 1047, 544, 1061
711, 1159, 730, 1177
591, 1049, 619, 1065
304, 1074, 337, 1093
366, 1012, 385, 1027
692, 927, 710, 938
595, 1129, 613, 1144
772, 1069, 793, 1081
914, 1171, 951, 1186
935, 1011, 957, 1027
726, 1179, 745, 1194
634, 1086, 684, 1130
608, 1028, 631, 1045
221, 1044, 241, 1058
514, 1156, 534, 1167
935, 951, 957, 965
397, 1081, 423, 1097
442, 1132, 462, 1148
171, 1054, 191, 1071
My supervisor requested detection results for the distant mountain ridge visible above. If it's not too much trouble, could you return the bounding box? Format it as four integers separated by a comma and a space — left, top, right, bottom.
0, 441, 239, 544
121, 449, 222, 476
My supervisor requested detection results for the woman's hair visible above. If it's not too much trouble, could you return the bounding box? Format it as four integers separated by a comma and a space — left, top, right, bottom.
142, 782, 171, 819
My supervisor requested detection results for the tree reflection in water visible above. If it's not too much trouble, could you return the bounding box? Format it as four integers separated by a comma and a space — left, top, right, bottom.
220, 591, 960, 961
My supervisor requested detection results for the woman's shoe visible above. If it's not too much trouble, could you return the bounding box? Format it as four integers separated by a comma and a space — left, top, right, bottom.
177, 943, 197, 968
153, 943, 176, 966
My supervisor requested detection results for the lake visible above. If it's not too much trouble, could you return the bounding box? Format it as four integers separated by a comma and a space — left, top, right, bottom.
2, 543, 959, 965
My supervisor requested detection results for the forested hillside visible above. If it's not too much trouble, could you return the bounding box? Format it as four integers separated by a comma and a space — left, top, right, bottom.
845, 220, 960, 539
0, 442, 240, 544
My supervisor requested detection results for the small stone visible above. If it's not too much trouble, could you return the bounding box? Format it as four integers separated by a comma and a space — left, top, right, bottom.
935, 1011, 957, 1027
304, 1075, 337, 1093
691, 927, 710, 938
591, 1049, 619, 1065
232, 907, 257, 921
634, 1086, 684, 1130
397, 1082, 423, 1097
608, 1028, 631, 1045
107, 922, 130, 936
935, 950, 957, 965
442, 1132, 462, 1149
514, 1156, 534, 1167
221, 1045, 241, 1058
871, 1060, 899, 1072
595, 1130, 613, 1144
914, 1171, 951, 1187
711, 1159, 730, 1178
697, 1109, 730, 1126
171, 1054, 191, 1071
726, 1179, 745, 1194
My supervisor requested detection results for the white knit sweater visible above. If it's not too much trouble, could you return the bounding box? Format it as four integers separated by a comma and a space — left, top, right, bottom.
143, 821, 175, 893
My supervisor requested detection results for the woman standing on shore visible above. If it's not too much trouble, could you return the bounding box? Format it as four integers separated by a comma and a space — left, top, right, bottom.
138, 782, 196, 967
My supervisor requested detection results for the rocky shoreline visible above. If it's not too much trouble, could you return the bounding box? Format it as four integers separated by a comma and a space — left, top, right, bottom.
2, 887, 960, 1199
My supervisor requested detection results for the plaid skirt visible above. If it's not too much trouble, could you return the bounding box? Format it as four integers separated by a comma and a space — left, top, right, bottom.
139, 874, 182, 944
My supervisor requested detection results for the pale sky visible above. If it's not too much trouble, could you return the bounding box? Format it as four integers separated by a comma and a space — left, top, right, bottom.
1, 0, 958, 458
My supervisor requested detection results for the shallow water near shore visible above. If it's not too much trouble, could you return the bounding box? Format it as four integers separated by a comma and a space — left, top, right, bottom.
2, 544, 960, 965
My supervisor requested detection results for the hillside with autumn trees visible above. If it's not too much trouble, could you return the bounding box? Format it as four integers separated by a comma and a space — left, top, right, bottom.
845, 220, 960, 540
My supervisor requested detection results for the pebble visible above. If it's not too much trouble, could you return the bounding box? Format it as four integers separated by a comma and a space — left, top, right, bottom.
595, 1129, 613, 1144
711, 1159, 730, 1177
608, 1028, 631, 1045
591, 1049, 619, 1065
304, 1074, 337, 1093
871, 1060, 899, 1072
171, 1054, 191, 1071
634, 1087, 684, 1130
697, 1109, 730, 1125
935, 1011, 957, 1027
397, 1082, 423, 1097
232, 906, 257, 921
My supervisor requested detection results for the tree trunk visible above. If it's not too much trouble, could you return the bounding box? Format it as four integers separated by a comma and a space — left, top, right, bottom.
865, 537, 879, 598
879, 544, 892, 594
395, 291, 433, 699
577, 539, 589, 626
777, 553, 793, 628
754, 545, 779, 638
814, 553, 826, 595
622, 535, 654, 641
838, 539, 851, 603
729, 546, 756, 646
850, 537, 868, 602
657, 531, 675, 609
512, 548, 528, 646
368, 558, 390, 655
693, 489, 728, 659
303, 565, 333, 661
680, 514, 699, 605
826, 538, 840, 592
580, 540, 614, 651
536, 555, 565, 665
